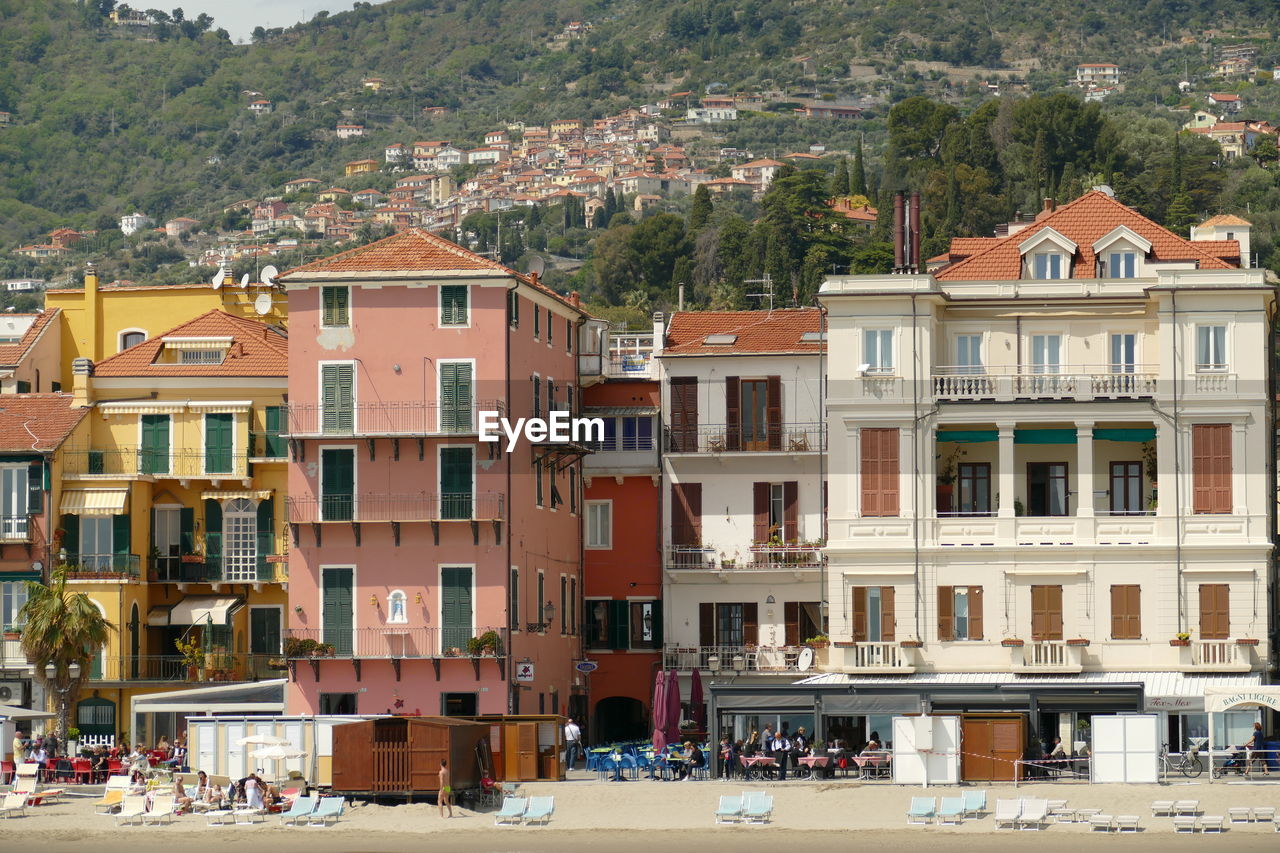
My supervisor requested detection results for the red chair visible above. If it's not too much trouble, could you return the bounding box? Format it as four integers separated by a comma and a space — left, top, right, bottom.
0, 760, 13, 784
72, 758, 92, 784
150, 750, 167, 764
107, 758, 122, 776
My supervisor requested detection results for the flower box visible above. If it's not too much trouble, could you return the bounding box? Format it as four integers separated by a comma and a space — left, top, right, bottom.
1236, 638, 1260, 646
1001, 639, 1024, 647
1169, 638, 1190, 647
180, 554, 204, 564
265, 554, 288, 563
1066, 638, 1090, 646
899, 639, 923, 648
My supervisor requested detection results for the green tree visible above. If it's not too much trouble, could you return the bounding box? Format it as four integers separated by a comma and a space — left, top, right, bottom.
20, 567, 115, 738
688, 184, 713, 232
1164, 191, 1196, 236
851, 134, 868, 196
829, 157, 850, 197
1251, 135, 1278, 166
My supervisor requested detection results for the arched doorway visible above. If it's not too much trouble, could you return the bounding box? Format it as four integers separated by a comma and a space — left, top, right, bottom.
594, 696, 646, 742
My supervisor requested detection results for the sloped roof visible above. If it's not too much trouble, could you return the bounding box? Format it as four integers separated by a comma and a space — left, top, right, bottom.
663, 309, 823, 356
1199, 214, 1251, 227
935, 190, 1236, 281
93, 311, 287, 377
0, 394, 87, 452
0, 309, 58, 367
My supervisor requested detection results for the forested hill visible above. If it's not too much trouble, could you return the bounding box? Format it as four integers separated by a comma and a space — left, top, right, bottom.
0, 0, 1277, 246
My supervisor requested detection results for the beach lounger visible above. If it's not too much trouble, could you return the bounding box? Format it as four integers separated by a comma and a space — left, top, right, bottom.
1115, 815, 1140, 833
306, 797, 344, 827
141, 795, 176, 826
280, 795, 316, 826
115, 794, 148, 826
715, 795, 743, 824
962, 790, 987, 817
232, 807, 265, 825
1088, 815, 1115, 832
0, 792, 27, 819
494, 797, 528, 826
1253, 806, 1275, 822
205, 810, 235, 826
1174, 800, 1200, 815
1228, 807, 1252, 823
1051, 807, 1076, 823
1172, 815, 1199, 833
907, 796, 936, 825
521, 796, 554, 827
1018, 798, 1049, 830
94, 789, 124, 815
742, 792, 772, 824
994, 798, 1022, 829
1151, 800, 1174, 817
1200, 815, 1225, 833
938, 797, 965, 825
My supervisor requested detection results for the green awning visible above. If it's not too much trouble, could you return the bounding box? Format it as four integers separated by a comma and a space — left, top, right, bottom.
936, 430, 998, 444
1094, 428, 1156, 443
1014, 428, 1078, 444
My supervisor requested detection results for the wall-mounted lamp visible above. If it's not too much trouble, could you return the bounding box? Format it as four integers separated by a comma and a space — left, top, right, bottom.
294, 605, 303, 614
369, 595, 378, 607
393, 363, 402, 373
765, 595, 776, 604
415, 592, 423, 605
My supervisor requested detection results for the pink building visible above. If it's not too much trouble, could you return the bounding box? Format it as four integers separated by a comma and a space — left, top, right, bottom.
278, 229, 590, 719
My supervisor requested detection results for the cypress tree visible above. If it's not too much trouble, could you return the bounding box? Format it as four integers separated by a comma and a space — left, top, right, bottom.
851, 134, 868, 196
829, 157, 850, 197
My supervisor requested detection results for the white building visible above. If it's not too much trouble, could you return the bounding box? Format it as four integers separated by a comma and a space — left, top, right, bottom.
1075, 63, 1120, 87
118, 212, 154, 235
336, 124, 365, 139
799, 190, 1272, 761
685, 106, 738, 124
1191, 215, 1251, 268
657, 310, 827, 688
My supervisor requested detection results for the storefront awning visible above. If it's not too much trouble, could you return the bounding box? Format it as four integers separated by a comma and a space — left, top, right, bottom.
130, 679, 285, 715
148, 595, 244, 627
202, 490, 273, 501
0, 703, 56, 720
1204, 686, 1280, 714
60, 488, 128, 516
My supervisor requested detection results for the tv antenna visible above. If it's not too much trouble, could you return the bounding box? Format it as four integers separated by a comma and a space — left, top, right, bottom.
211, 267, 225, 289
239, 273, 250, 288
254, 292, 273, 315
260, 264, 278, 286
744, 274, 775, 310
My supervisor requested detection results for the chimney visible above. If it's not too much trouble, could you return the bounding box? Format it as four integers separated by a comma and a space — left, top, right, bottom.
893, 191, 905, 271
71, 358, 93, 409
1035, 197, 1057, 220
652, 311, 665, 355
84, 262, 100, 366
909, 191, 922, 273
569, 290, 581, 308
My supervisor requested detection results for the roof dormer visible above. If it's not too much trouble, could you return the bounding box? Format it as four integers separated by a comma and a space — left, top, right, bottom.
157, 336, 232, 365
1092, 225, 1152, 278
1019, 227, 1077, 280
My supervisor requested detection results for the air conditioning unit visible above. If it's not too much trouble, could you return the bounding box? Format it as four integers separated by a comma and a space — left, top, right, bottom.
0, 681, 23, 703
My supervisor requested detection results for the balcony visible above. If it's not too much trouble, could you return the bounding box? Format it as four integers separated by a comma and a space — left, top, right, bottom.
1010, 640, 1084, 674
151, 554, 286, 585
1, 633, 25, 667
62, 554, 141, 580
579, 333, 655, 380
249, 431, 287, 460
0, 515, 31, 544
86, 653, 285, 683
62, 447, 250, 481
664, 422, 824, 454
1179, 639, 1255, 673
284, 400, 506, 437
663, 644, 805, 674
283, 627, 508, 659
285, 492, 505, 523
665, 544, 824, 573
932, 365, 1158, 402
831, 642, 917, 674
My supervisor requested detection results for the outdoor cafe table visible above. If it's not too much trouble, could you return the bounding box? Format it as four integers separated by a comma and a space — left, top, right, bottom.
852, 752, 892, 779
798, 755, 831, 779
741, 755, 777, 780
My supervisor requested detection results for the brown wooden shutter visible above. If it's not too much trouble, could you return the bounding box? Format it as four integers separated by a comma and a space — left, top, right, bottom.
1198, 584, 1230, 639
782, 481, 798, 542
969, 586, 984, 640
699, 602, 714, 646
861, 428, 901, 517
752, 482, 770, 542
937, 586, 954, 641
1031, 585, 1063, 641
1110, 584, 1141, 640
880, 586, 895, 642
766, 375, 782, 451
742, 602, 759, 645
1192, 424, 1232, 514
860, 430, 880, 517
784, 602, 800, 647
671, 482, 702, 546
851, 588, 867, 642
724, 376, 740, 451
669, 377, 697, 452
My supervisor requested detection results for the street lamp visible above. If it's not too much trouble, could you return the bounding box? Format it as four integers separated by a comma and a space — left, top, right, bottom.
44, 661, 81, 742
527, 600, 556, 633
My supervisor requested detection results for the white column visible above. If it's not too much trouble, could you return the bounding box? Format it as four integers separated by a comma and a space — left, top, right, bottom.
1076, 422, 1094, 517
997, 423, 1016, 518
1231, 421, 1248, 516
922, 423, 937, 518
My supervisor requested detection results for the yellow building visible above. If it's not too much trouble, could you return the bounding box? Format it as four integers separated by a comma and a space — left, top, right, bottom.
344, 159, 379, 176
61, 309, 289, 746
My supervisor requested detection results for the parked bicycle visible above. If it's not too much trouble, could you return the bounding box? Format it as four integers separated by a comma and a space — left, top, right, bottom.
1159, 745, 1204, 778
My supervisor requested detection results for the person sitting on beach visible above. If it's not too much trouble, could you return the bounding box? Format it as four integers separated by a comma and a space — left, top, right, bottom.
164, 736, 187, 770
206, 784, 227, 810
156, 735, 170, 754
480, 773, 503, 798
193, 770, 209, 799
174, 778, 194, 813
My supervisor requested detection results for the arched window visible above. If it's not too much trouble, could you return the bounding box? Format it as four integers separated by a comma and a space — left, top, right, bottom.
387, 590, 408, 624
223, 498, 258, 582
119, 329, 147, 352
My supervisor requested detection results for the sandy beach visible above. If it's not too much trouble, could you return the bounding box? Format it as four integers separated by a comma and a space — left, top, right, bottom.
4, 775, 1280, 852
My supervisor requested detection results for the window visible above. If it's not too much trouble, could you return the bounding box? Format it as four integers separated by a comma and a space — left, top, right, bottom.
863, 329, 894, 374
668, 376, 698, 452
569, 467, 577, 514
1107, 251, 1136, 278
550, 467, 563, 509
547, 310, 554, 345
670, 482, 701, 547
1110, 333, 1136, 373
536, 572, 545, 627
717, 604, 744, 646
1196, 325, 1227, 372
249, 607, 282, 655
696, 602, 756, 646
441, 566, 473, 651
570, 577, 577, 632
204, 412, 234, 474
532, 376, 541, 420
179, 348, 223, 365
955, 334, 983, 371
318, 693, 357, 714
1030, 334, 1062, 373
1, 581, 27, 631
1031, 252, 1064, 279
595, 416, 654, 452
440, 285, 469, 326
1198, 583, 1230, 640
80, 516, 114, 572
1191, 424, 1232, 514
120, 331, 145, 351
860, 428, 900, 517
1027, 462, 1069, 516
586, 501, 611, 548
222, 498, 258, 581
439, 447, 473, 519
629, 601, 659, 648
1110, 461, 1143, 514
1030, 584, 1064, 641
752, 481, 797, 542
140, 414, 170, 475
260, 406, 285, 458
851, 587, 894, 642
439, 362, 473, 433
0, 466, 29, 538
321, 286, 349, 327
955, 463, 991, 515
937, 586, 983, 640
534, 301, 540, 338
534, 459, 543, 507
320, 448, 355, 521
508, 291, 520, 328
1110, 584, 1141, 639
442, 693, 478, 716
509, 568, 519, 628
321, 364, 355, 434
560, 576, 567, 633
727, 376, 780, 451
566, 318, 573, 352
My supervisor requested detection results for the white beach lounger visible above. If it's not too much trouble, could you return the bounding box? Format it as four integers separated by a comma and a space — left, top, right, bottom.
232, 807, 265, 825
1200, 815, 1225, 833
205, 810, 235, 826
907, 797, 936, 825
1151, 800, 1174, 817
1228, 807, 1252, 823
1253, 806, 1275, 822
938, 797, 965, 825
1172, 815, 1199, 833
962, 790, 986, 817
1088, 815, 1115, 832
742, 793, 773, 825
1115, 815, 1140, 833
994, 798, 1022, 829
0, 792, 27, 819
115, 794, 148, 826
141, 795, 176, 826
521, 796, 554, 827
280, 795, 317, 826
714, 795, 742, 824
494, 797, 527, 826
1174, 800, 1200, 815
306, 797, 344, 827
1018, 798, 1049, 830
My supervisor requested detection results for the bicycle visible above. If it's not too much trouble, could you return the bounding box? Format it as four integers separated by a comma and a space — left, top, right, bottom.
1158, 745, 1204, 778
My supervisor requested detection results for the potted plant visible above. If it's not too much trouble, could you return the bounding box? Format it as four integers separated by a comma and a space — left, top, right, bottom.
181, 550, 204, 564
444, 647, 461, 657
175, 636, 205, 680
936, 446, 965, 514
1001, 638, 1025, 647
803, 634, 830, 649
1236, 638, 1260, 646
314, 642, 336, 657
283, 637, 318, 658
1, 624, 18, 640
66, 727, 80, 755
1170, 632, 1191, 647
899, 638, 924, 648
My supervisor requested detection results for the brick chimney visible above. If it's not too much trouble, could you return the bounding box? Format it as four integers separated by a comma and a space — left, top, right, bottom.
71, 358, 93, 408
1035, 197, 1057, 220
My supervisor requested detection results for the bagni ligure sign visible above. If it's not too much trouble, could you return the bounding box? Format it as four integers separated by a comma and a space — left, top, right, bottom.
1204, 689, 1280, 714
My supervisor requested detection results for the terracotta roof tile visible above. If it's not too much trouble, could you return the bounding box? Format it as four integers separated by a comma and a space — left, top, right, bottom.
936, 190, 1236, 281
1190, 239, 1240, 257
1199, 214, 1251, 227
0, 394, 87, 452
93, 310, 287, 377
0, 309, 58, 367
663, 309, 823, 356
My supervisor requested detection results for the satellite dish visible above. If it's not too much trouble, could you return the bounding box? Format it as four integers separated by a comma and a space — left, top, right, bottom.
212, 268, 225, 288
261, 264, 278, 285
254, 293, 273, 315
239, 273, 250, 288
527, 256, 546, 277
797, 647, 814, 672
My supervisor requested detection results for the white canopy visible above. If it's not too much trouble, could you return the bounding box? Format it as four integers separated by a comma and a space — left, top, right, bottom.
0, 704, 56, 720
148, 595, 244, 627
1204, 686, 1280, 714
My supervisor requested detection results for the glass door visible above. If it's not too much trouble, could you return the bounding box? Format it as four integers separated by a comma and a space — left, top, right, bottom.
740, 380, 768, 451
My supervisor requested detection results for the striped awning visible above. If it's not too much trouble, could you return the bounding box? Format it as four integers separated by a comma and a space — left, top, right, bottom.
160, 336, 232, 350
201, 489, 272, 501
96, 402, 185, 415
60, 488, 128, 516
187, 400, 251, 413
148, 595, 244, 627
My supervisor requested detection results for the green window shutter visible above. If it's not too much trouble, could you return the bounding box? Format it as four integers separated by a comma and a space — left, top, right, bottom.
111, 514, 130, 569
16, 380, 30, 393
440, 447, 473, 519
264, 406, 284, 457
60, 513, 79, 562
256, 497, 275, 580
141, 415, 170, 475
440, 362, 472, 433
250, 608, 281, 654
322, 286, 348, 326
608, 600, 629, 650
320, 449, 355, 521
179, 507, 195, 553
204, 499, 222, 572
27, 461, 42, 514
441, 285, 468, 325
321, 567, 353, 656
321, 364, 355, 434
650, 599, 663, 647
204, 413, 233, 474
441, 566, 473, 651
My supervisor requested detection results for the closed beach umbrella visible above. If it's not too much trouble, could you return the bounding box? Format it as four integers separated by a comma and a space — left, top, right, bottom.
665, 668, 682, 739
689, 667, 706, 730
650, 671, 668, 752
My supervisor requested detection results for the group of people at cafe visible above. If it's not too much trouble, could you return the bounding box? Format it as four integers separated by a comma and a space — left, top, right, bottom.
719, 724, 888, 779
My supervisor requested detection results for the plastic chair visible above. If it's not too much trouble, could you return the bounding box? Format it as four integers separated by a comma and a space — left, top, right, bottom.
0, 760, 13, 785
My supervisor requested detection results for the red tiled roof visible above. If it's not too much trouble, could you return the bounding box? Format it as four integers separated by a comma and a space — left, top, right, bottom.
0, 309, 58, 367
1190, 239, 1240, 257
935, 190, 1236, 281
0, 394, 87, 452
664, 309, 823, 356
1199, 214, 1251, 227
93, 311, 287, 377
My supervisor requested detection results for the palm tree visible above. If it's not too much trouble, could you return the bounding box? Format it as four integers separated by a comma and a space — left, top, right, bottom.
19, 567, 114, 739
